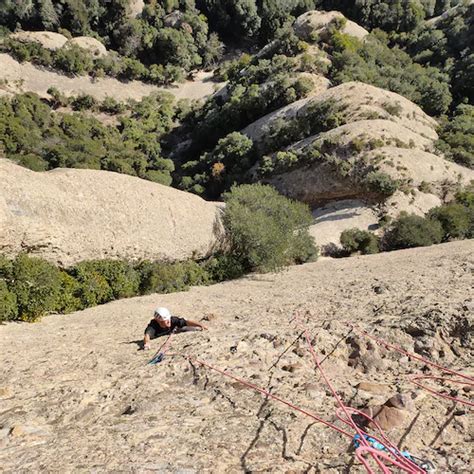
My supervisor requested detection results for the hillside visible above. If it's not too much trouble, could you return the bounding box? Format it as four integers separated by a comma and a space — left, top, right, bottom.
1, 240, 472, 472
1, 5, 473, 254
0, 159, 222, 266
0, 53, 224, 102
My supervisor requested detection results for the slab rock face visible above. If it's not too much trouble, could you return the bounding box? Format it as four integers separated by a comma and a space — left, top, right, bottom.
0, 159, 223, 266
242, 82, 438, 146
10, 31, 68, 50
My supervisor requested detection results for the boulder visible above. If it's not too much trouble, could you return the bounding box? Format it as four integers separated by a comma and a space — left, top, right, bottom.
10, 31, 68, 51
66, 37, 107, 58
294, 11, 369, 42
128, 0, 145, 18
242, 82, 439, 146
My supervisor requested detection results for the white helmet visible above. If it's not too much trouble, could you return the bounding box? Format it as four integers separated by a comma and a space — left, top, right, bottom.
154, 307, 171, 321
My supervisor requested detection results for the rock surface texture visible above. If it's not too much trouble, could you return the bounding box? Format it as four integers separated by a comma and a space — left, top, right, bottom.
1, 241, 473, 472
294, 10, 369, 41
10, 31, 68, 50
0, 159, 223, 266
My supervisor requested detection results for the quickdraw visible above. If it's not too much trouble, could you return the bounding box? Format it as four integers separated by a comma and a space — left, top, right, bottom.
353, 434, 436, 473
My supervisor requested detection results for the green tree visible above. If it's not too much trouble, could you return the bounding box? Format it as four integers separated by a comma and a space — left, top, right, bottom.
198, 0, 261, 40
223, 184, 317, 272
39, 0, 59, 29
436, 104, 474, 169
0, 280, 18, 322
428, 203, 471, 240
331, 33, 452, 115
71, 261, 113, 308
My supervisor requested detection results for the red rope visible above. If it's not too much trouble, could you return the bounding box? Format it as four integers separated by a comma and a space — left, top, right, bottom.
410, 376, 474, 407
353, 325, 474, 408
148, 316, 472, 471
295, 313, 424, 474
185, 354, 353, 438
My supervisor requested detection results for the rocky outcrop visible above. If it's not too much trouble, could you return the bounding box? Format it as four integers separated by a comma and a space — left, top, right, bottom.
66, 37, 108, 57
0, 54, 224, 101
128, 0, 145, 18
0, 159, 223, 266
242, 82, 438, 146
10, 31, 68, 50
294, 10, 369, 41
9, 32, 108, 57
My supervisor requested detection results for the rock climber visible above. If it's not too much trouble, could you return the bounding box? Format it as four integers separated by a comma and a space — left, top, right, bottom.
143, 307, 207, 350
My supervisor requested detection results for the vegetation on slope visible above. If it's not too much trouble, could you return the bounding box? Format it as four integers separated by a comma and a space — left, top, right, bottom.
0, 183, 317, 322
340, 186, 474, 255
0, 92, 176, 184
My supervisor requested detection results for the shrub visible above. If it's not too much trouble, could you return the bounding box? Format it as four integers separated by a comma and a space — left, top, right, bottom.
340, 228, 380, 255
223, 184, 317, 272
202, 253, 246, 282
11, 254, 63, 321
71, 94, 97, 111
436, 104, 474, 169
145, 170, 173, 186
365, 171, 399, 196
331, 33, 452, 116
73, 260, 140, 301
383, 214, 444, 250
137, 261, 209, 294
54, 45, 94, 75
56, 271, 82, 314
99, 97, 127, 114
71, 262, 113, 308
0, 280, 18, 322
47, 87, 70, 108
428, 204, 471, 240
455, 187, 474, 208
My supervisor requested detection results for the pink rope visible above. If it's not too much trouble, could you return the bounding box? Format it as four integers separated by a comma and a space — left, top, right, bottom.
295, 312, 424, 473
353, 325, 474, 408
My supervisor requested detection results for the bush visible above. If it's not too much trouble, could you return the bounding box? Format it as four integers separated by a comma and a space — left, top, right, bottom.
0, 280, 18, 322
56, 271, 82, 314
455, 187, 474, 208
99, 97, 127, 114
340, 228, 380, 255
54, 45, 94, 75
202, 253, 246, 282
365, 171, 399, 196
47, 87, 70, 108
383, 214, 444, 250
72, 260, 139, 305
71, 262, 113, 308
137, 261, 209, 294
71, 94, 97, 111
331, 33, 452, 115
11, 254, 63, 321
436, 104, 474, 169
223, 184, 317, 272
428, 204, 471, 240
